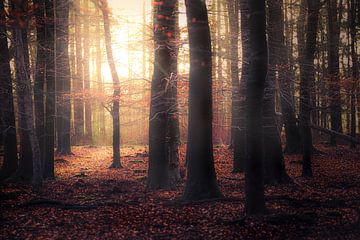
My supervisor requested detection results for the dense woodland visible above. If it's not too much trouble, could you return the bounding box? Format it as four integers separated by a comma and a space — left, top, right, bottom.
1, 0, 360, 239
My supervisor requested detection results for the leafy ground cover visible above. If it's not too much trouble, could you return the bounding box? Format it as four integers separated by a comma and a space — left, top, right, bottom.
1, 144, 360, 239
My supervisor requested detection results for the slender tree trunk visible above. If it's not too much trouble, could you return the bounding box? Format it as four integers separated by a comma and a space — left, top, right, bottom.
10, 0, 33, 181
56, 0, 72, 155
300, 0, 320, 177
11, 0, 43, 186
74, 0, 85, 145
83, 0, 92, 144
327, 0, 343, 145
98, 0, 122, 168
227, 0, 240, 152
0, 0, 18, 179
233, 0, 249, 173
244, 0, 267, 215
281, 0, 302, 154
182, 0, 222, 201
33, 0, 46, 164
350, 0, 358, 148
43, 0, 55, 179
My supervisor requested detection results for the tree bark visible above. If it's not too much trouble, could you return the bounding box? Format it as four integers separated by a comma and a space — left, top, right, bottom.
56, 0, 72, 155
300, 0, 320, 177
327, 0, 343, 145
0, 0, 18, 179
97, 0, 122, 168
11, 0, 43, 186
245, 0, 267, 215
43, 0, 55, 179
10, 0, 33, 181
182, 0, 222, 201
33, 0, 46, 164
233, 0, 249, 173
74, 0, 85, 145
147, 0, 177, 190
83, 0, 92, 145
264, 0, 290, 184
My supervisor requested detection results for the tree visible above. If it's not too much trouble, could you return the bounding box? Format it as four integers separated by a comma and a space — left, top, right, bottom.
226, 0, 242, 171
33, 0, 46, 165
56, 0, 72, 155
232, 0, 250, 173
43, 0, 55, 179
244, 0, 267, 215
167, 0, 181, 185
84, 0, 93, 144
147, 0, 176, 189
349, 0, 358, 149
95, 0, 122, 168
327, 0, 343, 145
11, 0, 43, 186
182, 0, 222, 201
10, 0, 33, 181
263, 0, 290, 184
74, 0, 85, 145
0, 0, 18, 179
300, 0, 321, 177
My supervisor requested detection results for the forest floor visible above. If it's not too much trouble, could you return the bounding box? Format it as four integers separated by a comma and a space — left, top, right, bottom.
1, 144, 360, 239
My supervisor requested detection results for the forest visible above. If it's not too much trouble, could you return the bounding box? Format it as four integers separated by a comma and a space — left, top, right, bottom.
0, 0, 360, 239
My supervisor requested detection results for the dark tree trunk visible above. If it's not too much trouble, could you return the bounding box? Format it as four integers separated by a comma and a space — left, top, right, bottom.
245, 0, 267, 215
233, 0, 249, 173
99, 0, 122, 168
11, 0, 43, 186
74, 1, 85, 145
227, 0, 241, 171
264, 0, 290, 184
0, 0, 18, 179
327, 0, 343, 145
147, 0, 176, 190
55, 0, 72, 155
43, 0, 55, 179
83, 0, 92, 145
300, 0, 320, 177
280, 0, 302, 154
10, 0, 33, 181
350, 0, 358, 149
182, 0, 222, 201
33, 0, 46, 164
167, 0, 181, 185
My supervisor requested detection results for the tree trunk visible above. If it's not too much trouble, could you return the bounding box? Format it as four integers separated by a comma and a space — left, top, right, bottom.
11, 0, 43, 186
10, 0, 33, 181
233, 0, 249, 173
43, 0, 55, 179
226, 0, 241, 166
264, 0, 290, 184
83, 0, 92, 145
0, 0, 18, 179
182, 0, 222, 201
74, 0, 85, 145
147, 0, 176, 190
98, 0, 122, 168
281, 0, 302, 154
300, 0, 320, 177
350, 0, 358, 148
167, 0, 181, 185
245, 0, 267, 215
56, 0, 72, 155
327, 0, 343, 145
33, 0, 46, 164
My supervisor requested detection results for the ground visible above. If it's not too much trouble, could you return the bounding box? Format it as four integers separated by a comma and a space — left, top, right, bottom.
1, 144, 360, 239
